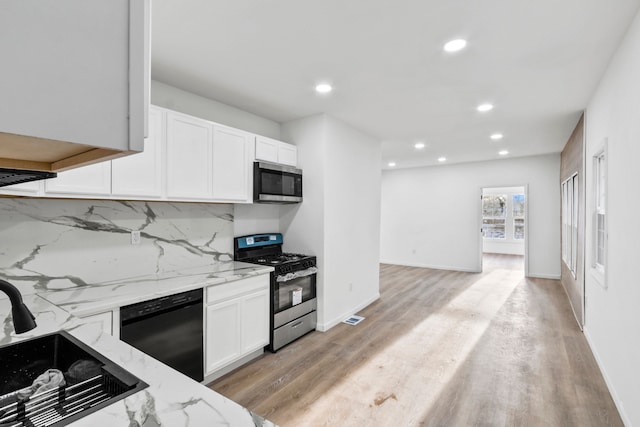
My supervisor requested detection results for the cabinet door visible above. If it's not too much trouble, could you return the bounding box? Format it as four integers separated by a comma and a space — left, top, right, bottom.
166, 111, 213, 200
0, 0, 150, 169
255, 136, 297, 167
111, 106, 163, 198
255, 136, 279, 163
212, 126, 251, 202
44, 161, 111, 196
241, 289, 270, 354
278, 143, 298, 166
205, 299, 242, 374
0, 181, 41, 196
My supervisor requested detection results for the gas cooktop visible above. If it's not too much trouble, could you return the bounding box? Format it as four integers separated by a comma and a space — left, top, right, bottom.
245, 253, 310, 265
234, 233, 316, 274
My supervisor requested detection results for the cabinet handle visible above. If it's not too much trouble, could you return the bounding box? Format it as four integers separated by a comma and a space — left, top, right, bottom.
291, 321, 303, 328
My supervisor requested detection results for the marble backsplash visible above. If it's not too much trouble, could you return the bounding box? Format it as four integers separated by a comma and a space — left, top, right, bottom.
0, 198, 234, 296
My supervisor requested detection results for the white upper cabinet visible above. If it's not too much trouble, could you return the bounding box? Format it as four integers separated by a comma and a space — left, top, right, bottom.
255, 136, 297, 167
0, 181, 41, 197
165, 111, 214, 200
255, 137, 279, 163
0, 0, 150, 172
1, 105, 288, 204
212, 126, 252, 203
112, 106, 164, 198
278, 143, 298, 167
44, 161, 111, 196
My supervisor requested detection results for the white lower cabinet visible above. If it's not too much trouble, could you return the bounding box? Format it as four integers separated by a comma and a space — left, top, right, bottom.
241, 290, 270, 353
204, 274, 269, 376
205, 300, 242, 371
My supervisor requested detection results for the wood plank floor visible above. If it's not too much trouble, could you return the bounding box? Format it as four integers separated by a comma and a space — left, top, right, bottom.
209, 254, 623, 426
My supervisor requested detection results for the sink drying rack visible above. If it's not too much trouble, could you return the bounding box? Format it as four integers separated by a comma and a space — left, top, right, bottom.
0, 366, 139, 427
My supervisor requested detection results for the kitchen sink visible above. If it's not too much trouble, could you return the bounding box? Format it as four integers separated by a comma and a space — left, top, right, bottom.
0, 331, 147, 426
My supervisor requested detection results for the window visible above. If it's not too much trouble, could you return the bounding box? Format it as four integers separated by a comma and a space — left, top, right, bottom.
482, 195, 506, 239
512, 194, 525, 240
561, 173, 579, 276
571, 175, 578, 272
593, 149, 606, 275
562, 180, 569, 263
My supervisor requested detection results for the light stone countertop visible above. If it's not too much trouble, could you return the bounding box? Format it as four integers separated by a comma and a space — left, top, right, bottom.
36, 260, 273, 317
0, 262, 276, 426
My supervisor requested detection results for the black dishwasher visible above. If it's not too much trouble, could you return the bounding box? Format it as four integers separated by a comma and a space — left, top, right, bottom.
120, 288, 203, 381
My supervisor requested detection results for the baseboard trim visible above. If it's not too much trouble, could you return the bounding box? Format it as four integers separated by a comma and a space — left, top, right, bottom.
559, 277, 584, 331
526, 272, 561, 280
316, 293, 380, 332
379, 259, 480, 273
583, 327, 631, 427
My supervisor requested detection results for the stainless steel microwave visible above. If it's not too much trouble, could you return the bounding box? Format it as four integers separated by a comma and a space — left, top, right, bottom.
253, 162, 303, 204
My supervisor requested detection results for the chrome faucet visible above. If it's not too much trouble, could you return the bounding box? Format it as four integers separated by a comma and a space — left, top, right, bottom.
0, 279, 37, 333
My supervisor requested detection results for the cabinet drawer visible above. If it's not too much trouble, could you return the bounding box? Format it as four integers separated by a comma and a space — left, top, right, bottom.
206, 274, 269, 305
273, 310, 316, 352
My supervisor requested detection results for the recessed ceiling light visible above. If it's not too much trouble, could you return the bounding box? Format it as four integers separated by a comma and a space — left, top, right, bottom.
315, 83, 333, 94
414, 142, 425, 149
477, 103, 494, 112
490, 133, 503, 140
438, 157, 447, 162
388, 162, 396, 167
499, 150, 509, 156
444, 39, 467, 52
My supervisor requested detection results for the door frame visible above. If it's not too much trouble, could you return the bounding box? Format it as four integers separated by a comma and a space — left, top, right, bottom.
477, 184, 529, 276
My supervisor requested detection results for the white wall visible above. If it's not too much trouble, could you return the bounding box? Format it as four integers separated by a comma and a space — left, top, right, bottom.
233, 204, 282, 237
280, 115, 328, 325
380, 154, 560, 278
323, 116, 382, 328
151, 80, 281, 139
281, 114, 381, 330
583, 9, 640, 427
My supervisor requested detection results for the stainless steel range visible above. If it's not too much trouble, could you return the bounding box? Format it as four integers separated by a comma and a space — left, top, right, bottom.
234, 233, 317, 352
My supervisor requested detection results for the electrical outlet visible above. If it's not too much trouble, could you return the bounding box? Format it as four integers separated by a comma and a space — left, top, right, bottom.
348, 283, 353, 292
130, 230, 141, 245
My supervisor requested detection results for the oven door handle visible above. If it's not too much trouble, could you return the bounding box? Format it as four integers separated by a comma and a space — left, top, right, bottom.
276, 267, 318, 282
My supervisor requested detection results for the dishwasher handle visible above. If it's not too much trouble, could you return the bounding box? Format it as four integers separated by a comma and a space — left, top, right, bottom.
120, 288, 203, 323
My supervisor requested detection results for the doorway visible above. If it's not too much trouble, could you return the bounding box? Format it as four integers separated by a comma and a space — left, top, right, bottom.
479, 186, 527, 274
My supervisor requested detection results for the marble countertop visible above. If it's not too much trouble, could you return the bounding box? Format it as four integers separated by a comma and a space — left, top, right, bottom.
0, 262, 276, 426
36, 260, 274, 317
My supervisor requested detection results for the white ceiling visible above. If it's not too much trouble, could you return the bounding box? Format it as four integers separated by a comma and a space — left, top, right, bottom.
151, 0, 640, 169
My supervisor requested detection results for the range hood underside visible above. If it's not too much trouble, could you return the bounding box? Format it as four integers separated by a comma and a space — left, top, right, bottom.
0, 132, 129, 173
0, 167, 57, 187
